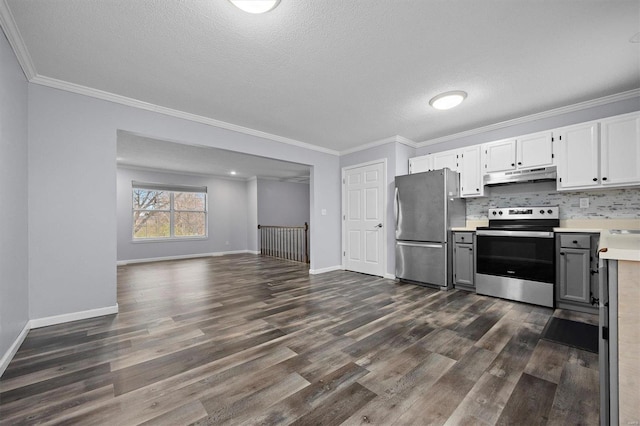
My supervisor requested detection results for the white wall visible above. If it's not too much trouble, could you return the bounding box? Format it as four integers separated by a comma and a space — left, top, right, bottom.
116, 167, 249, 262
27, 84, 341, 319
257, 179, 310, 227
0, 31, 29, 364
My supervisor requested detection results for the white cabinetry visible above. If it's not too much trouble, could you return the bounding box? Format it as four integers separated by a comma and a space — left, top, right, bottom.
409, 147, 483, 198
408, 155, 432, 174
483, 139, 516, 172
557, 112, 640, 191
517, 132, 554, 169
556, 122, 599, 190
409, 111, 640, 193
409, 149, 461, 175
482, 131, 553, 173
432, 149, 459, 172
459, 145, 484, 197
600, 112, 640, 186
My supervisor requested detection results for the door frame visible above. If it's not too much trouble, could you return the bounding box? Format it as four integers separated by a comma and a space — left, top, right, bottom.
341, 158, 387, 278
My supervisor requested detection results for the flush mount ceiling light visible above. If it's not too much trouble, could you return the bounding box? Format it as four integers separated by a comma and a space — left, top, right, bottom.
429, 91, 467, 110
229, 0, 280, 14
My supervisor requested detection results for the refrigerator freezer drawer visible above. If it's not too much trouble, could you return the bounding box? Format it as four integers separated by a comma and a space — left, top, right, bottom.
396, 241, 447, 288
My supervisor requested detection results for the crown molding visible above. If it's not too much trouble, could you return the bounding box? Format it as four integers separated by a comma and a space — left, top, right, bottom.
418, 88, 640, 147
340, 135, 418, 156
28, 74, 341, 156
0, 0, 36, 79
3, 0, 636, 159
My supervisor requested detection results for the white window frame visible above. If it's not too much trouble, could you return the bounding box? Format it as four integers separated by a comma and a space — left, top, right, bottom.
131, 182, 208, 242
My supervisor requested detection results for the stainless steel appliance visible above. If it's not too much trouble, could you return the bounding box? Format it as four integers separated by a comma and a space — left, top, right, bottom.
395, 169, 466, 289
484, 165, 557, 186
475, 206, 559, 307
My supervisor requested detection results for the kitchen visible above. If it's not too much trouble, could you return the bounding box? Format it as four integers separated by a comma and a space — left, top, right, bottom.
1, 1, 639, 424
390, 111, 640, 424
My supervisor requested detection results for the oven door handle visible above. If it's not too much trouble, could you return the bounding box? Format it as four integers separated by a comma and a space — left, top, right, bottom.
476, 230, 555, 238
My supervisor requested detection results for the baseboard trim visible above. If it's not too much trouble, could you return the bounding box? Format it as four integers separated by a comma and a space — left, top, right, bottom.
30, 304, 119, 329
384, 273, 397, 280
0, 321, 30, 378
117, 250, 255, 265
309, 265, 343, 275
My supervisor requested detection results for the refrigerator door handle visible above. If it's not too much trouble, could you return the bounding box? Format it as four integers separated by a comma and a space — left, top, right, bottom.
396, 242, 444, 249
394, 187, 399, 231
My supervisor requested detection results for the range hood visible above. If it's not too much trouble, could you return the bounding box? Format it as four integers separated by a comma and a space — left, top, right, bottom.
484, 166, 557, 186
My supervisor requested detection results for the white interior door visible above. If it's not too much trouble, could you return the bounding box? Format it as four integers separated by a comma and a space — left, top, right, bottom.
343, 161, 385, 277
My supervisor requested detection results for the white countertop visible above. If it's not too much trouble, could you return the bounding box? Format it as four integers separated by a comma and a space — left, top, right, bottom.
598, 230, 640, 262
451, 227, 476, 232
553, 228, 602, 233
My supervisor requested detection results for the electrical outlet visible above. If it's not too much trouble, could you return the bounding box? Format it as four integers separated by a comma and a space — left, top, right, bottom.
580, 198, 589, 209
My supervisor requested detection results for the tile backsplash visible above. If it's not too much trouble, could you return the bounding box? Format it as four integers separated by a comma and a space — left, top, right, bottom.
466, 182, 640, 220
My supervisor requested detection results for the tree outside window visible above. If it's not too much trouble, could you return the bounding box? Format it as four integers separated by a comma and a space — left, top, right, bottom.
133, 187, 207, 240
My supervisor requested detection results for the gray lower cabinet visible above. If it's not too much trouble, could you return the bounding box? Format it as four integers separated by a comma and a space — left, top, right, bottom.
453, 232, 475, 290
556, 233, 599, 313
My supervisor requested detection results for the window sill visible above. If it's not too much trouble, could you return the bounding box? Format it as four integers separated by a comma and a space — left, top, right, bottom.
132, 237, 209, 244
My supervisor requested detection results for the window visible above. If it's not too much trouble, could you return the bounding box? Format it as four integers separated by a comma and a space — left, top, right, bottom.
132, 182, 207, 240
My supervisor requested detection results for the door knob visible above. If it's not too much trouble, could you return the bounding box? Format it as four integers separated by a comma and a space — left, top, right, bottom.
375, 223, 383, 228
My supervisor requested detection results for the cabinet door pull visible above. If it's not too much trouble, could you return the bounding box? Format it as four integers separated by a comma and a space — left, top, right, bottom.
511, 163, 515, 167
573, 240, 578, 244
560, 252, 565, 256
602, 177, 608, 181
517, 162, 522, 165
593, 178, 598, 181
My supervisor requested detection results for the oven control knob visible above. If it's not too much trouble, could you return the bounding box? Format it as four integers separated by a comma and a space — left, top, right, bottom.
540, 209, 545, 214
547, 209, 553, 214
498, 211, 503, 215
492, 211, 497, 216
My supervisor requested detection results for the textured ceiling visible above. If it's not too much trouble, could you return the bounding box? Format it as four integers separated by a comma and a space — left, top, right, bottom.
3, 0, 640, 152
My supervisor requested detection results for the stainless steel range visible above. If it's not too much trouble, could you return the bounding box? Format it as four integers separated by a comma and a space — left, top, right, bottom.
475, 206, 559, 307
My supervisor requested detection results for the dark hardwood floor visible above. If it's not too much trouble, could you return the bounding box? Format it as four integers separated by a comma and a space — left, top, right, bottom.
0, 254, 599, 425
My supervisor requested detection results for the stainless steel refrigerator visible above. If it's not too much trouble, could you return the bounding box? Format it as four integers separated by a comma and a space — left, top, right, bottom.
395, 169, 466, 289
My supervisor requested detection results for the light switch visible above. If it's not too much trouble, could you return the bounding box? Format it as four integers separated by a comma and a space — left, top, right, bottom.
321, 209, 327, 216
580, 198, 589, 208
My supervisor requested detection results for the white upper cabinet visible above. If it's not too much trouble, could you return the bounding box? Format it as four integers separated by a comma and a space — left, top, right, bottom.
408, 154, 432, 174
409, 111, 640, 193
600, 112, 640, 186
517, 131, 554, 169
408, 148, 460, 174
459, 145, 483, 197
482, 132, 554, 173
556, 112, 640, 191
408, 147, 482, 198
482, 139, 516, 173
556, 122, 600, 190
432, 149, 459, 172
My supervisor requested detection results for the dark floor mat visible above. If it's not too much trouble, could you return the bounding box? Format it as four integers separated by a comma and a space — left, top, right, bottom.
541, 317, 598, 353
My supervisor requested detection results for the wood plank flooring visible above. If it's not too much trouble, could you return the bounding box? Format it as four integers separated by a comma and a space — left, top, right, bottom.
0, 254, 599, 425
